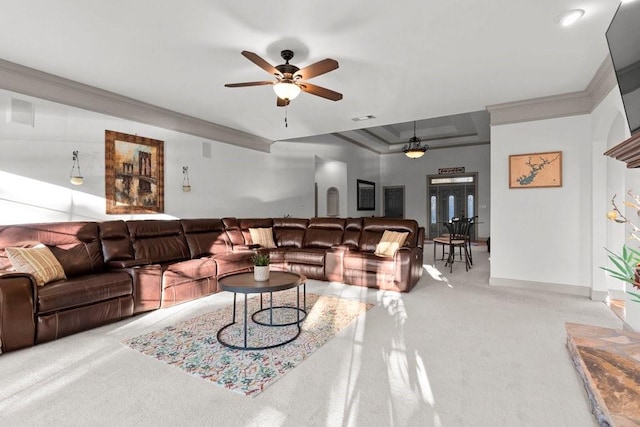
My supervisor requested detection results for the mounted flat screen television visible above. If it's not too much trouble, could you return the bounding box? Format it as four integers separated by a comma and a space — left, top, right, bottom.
606, 0, 640, 136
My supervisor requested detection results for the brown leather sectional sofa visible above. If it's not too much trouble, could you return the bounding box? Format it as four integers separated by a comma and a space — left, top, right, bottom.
0, 217, 424, 354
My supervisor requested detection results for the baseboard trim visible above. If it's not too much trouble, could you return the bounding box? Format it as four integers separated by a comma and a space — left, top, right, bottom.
590, 290, 609, 302
489, 277, 591, 297
609, 289, 627, 301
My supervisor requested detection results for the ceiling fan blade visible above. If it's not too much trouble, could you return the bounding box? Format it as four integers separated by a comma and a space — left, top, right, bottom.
241, 51, 282, 77
294, 58, 339, 80
224, 81, 274, 88
298, 82, 343, 101
277, 97, 290, 107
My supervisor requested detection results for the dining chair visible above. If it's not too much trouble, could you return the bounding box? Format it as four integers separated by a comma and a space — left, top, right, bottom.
465, 216, 476, 266
433, 218, 472, 273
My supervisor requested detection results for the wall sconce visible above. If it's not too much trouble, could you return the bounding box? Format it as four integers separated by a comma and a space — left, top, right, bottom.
182, 166, 191, 192
70, 150, 84, 185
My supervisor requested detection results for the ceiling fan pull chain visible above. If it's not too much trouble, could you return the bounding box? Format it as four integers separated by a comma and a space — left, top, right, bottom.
285, 105, 288, 128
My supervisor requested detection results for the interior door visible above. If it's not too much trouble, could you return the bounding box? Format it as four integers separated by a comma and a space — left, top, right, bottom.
384, 186, 405, 218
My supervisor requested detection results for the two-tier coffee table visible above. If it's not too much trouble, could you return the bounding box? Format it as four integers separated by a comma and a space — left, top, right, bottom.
216, 271, 307, 350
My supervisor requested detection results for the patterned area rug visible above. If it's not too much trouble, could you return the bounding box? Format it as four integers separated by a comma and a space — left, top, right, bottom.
124, 291, 374, 397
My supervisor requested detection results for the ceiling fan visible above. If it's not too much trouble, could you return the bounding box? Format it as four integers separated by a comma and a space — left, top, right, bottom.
225, 50, 343, 107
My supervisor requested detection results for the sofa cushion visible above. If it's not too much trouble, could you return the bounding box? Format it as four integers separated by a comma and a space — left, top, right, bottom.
36, 272, 132, 314
99, 220, 134, 262
238, 218, 274, 246
374, 231, 409, 257
222, 217, 244, 246
249, 227, 276, 248
267, 247, 287, 264
342, 218, 363, 247
162, 258, 217, 288
0, 222, 104, 276
212, 252, 254, 277
285, 248, 326, 266
303, 228, 342, 248
127, 220, 190, 263
6, 245, 67, 286
303, 218, 345, 249
273, 218, 308, 248
343, 252, 396, 275
182, 218, 230, 258
359, 218, 418, 252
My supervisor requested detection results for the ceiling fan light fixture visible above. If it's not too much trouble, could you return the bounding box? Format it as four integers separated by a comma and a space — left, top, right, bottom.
273, 81, 301, 101
402, 122, 429, 159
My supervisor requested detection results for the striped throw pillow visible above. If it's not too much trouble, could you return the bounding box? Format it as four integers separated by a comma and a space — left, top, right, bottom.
5, 244, 67, 286
249, 227, 277, 249
374, 231, 409, 257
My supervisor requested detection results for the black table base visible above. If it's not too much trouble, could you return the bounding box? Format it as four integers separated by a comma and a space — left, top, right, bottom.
217, 282, 307, 351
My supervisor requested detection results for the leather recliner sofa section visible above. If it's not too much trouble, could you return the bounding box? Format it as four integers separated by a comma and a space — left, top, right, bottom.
0, 217, 424, 354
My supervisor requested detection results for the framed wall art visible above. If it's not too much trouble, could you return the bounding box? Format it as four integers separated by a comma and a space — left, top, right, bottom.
357, 179, 375, 210
509, 151, 562, 189
105, 130, 164, 214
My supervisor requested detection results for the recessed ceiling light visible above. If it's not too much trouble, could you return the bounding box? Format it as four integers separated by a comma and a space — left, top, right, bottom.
555, 9, 585, 26
352, 115, 376, 122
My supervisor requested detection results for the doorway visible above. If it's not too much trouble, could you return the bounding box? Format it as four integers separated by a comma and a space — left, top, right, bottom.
383, 186, 405, 218
427, 173, 477, 240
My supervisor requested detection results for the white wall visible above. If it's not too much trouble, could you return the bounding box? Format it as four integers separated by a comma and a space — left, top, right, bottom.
276, 134, 381, 217
592, 88, 640, 330
490, 115, 592, 291
488, 84, 640, 329
0, 89, 379, 224
315, 157, 347, 217
380, 144, 491, 238
591, 88, 629, 300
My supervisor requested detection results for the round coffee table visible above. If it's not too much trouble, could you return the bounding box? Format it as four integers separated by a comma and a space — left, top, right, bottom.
216, 271, 307, 350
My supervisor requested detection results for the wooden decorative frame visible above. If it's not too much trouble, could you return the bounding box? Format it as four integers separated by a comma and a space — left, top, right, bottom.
105, 130, 164, 213
357, 179, 376, 210
509, 151, 562, 189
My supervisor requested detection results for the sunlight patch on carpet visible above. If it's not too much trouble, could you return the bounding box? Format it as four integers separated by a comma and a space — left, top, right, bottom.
123, 292, 374, 397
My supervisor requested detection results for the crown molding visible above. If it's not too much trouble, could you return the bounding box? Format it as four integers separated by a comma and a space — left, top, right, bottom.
487, 55, 618, 127
0, 59, 273, 152
585, 54, 617, 109
486, 91, 592, 126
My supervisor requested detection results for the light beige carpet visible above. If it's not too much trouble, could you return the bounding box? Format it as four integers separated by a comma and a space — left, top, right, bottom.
0, 247, 623, 426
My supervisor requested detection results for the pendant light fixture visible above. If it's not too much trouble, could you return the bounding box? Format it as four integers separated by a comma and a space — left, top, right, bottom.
69, 150, 84, 185
402, 121, 428, 159
182, 166, 191, 192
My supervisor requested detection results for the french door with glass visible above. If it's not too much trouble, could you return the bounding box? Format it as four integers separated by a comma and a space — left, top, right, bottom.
427, 173, 477, 240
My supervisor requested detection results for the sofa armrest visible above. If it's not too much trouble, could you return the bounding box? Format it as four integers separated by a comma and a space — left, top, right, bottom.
417, 227, 425, 249
106, 259, 152, 269
0, 272, 36, 353
393, 246, 423, 292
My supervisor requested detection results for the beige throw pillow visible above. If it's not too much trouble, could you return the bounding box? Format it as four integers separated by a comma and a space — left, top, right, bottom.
5, 244, 67, 286
249, 227, 277, 249
374, 231, 409, 257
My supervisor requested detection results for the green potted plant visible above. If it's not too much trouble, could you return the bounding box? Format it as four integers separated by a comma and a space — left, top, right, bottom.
252, 252, 270, 281
602, 245, 640, 303
603, 194, 640, 303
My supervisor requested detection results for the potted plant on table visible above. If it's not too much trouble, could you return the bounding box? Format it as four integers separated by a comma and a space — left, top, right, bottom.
252, 252, 270, 282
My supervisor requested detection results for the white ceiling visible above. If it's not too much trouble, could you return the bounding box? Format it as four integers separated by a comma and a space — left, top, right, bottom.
0, 0, 622, 146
